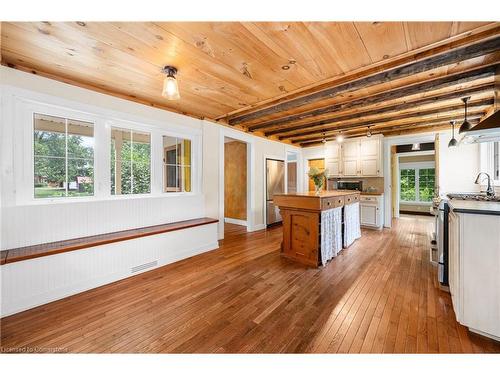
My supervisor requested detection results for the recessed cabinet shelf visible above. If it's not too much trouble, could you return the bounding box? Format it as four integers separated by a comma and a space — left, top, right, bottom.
324, 135, 383, 178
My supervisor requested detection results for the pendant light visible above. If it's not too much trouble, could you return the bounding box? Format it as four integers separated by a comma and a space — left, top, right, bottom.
366, 126, 372, 137
336, 132, 344, 143
411, 143, 420, 151
458, 96, 472, 133
161, 66, 180, 100
321, 132, 327, 144
448, 120, 457, 147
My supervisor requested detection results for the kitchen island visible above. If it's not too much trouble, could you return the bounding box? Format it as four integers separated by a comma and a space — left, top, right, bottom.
273, 190, 361, 267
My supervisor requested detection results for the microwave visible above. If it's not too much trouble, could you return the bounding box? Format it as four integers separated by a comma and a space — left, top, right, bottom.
330, 180, 363, 191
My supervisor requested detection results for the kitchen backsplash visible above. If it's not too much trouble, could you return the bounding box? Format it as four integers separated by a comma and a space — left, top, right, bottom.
328, 177, 385, 193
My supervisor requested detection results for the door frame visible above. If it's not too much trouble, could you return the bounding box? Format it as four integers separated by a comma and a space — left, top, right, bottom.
218, 129, 255, 240
285, 150, 299, 194
396, 152, 435, 216
263, 155, 285, 227
383, 133, 436, 228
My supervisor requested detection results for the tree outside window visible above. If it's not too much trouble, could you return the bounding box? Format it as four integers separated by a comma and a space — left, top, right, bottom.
400, 165, 435, 203
110, 128, 151, 195
34, 113, 94, 198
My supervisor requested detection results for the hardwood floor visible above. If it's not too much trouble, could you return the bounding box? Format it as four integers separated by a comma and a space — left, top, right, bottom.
1, 216, 499, 353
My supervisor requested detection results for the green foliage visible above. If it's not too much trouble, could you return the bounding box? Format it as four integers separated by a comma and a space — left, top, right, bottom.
34, 130, 94, 198
308, 166, 328, 189
110, 138, 151, 195
400, 167, 435, 202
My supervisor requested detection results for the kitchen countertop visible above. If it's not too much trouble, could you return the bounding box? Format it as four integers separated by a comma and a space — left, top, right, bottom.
448, 199, 500, 216
274, 190, 360, 198
360, 192, 384, 196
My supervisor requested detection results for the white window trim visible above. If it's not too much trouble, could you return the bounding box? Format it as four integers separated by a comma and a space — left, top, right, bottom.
10, 89, 201, 206
399, 161, 436, 204
109, 124, 152, 196
479, 142, 500, 186
161, 133, 194, 195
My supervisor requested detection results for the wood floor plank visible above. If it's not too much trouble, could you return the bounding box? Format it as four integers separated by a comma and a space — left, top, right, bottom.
1, 217, 499, 353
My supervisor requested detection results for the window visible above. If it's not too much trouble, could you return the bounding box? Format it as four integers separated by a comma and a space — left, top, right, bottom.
111, 127, 151, 195
400, 165, 435, 203
400, 169, 416, 201
163, 136, 191, 193
34, 113, 94, 198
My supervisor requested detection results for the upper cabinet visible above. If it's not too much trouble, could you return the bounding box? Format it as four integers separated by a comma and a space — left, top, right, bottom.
324, 141, 341, 177
324, 135, 383, 178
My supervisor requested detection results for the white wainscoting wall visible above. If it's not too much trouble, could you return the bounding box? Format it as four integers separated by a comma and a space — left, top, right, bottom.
1, 223, 218, 317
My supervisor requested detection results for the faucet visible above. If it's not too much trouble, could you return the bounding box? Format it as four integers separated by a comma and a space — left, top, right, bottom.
474, 172, 495, 196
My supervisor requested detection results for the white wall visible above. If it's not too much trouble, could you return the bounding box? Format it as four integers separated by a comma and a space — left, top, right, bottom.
202, 122, 302, 237
438, 131, 481, 194
0, 66, 206, 249
0, 66, 303, 246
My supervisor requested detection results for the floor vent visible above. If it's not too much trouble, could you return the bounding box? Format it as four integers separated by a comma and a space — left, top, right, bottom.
131, 260, 158, 274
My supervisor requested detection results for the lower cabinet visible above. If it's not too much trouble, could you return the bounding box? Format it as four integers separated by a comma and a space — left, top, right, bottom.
360, 194, 384, 229
448, 208, 500, 341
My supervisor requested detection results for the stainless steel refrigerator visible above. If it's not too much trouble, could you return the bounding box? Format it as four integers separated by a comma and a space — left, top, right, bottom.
266, 158, 285, 226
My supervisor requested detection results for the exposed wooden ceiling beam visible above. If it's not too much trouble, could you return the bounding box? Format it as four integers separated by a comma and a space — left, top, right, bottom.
263, 83, 493, 137
219, 23, 500, 122
290, 106, 488, 144
228, 36, 500, 125
299, 118, 481, 147
282, 98, 492, 141
249, 66, 496, 133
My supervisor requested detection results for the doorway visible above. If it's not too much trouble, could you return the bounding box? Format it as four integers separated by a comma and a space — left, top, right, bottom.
383, 133, 437, 227
224, 137, 248, 228
307, 158, 325, 191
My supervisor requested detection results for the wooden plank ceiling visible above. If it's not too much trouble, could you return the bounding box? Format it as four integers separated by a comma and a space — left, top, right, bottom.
1, 21, 499, 146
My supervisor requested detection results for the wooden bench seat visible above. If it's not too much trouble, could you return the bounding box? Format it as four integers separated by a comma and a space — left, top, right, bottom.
0, 217, 218, 265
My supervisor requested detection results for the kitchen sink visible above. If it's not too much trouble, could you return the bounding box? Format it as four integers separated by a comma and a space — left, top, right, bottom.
447, 193, 500, 202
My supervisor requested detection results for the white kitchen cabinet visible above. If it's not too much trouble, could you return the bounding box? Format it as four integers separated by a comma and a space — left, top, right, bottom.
341, 140, 360, 177
324, 136, 383, 177
325, 141, 341, 176
448, 206, 500, 341
360, 194, 384, 229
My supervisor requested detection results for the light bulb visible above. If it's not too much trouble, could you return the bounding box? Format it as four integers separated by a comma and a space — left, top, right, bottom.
336, 134, 344, 143
162, 75, 180, 100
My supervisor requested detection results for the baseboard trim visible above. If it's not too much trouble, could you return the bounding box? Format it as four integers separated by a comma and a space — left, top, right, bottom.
224, 217, 247, 226
248, 223, 266, 232
399, 210, 433, 216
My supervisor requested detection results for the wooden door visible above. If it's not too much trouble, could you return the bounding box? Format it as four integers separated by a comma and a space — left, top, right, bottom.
308, 158, 325, 191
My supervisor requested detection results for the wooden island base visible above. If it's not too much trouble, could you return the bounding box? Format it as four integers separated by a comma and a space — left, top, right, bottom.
273, 191, 360, 267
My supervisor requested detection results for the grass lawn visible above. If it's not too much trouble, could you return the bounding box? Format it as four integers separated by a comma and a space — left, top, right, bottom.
35, 187, 93, 198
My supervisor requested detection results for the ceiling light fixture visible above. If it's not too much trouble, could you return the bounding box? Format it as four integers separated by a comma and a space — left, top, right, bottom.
161, 66, 180, 100
459, 96, 472, 133
448, 120, 458, 148
366, 126, 372, 137
336, 132, 344, 143
321, 132, 327, 144
411, 143, 421, 151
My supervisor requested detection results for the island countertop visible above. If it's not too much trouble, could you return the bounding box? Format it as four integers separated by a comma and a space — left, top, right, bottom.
273, 189, 360, 198
273, 190, 360, 211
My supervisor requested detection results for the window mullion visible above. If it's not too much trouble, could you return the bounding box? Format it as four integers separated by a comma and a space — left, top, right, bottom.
65, 118, 68, 197
130, 130, 134, 194
415, 168, 420, 202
